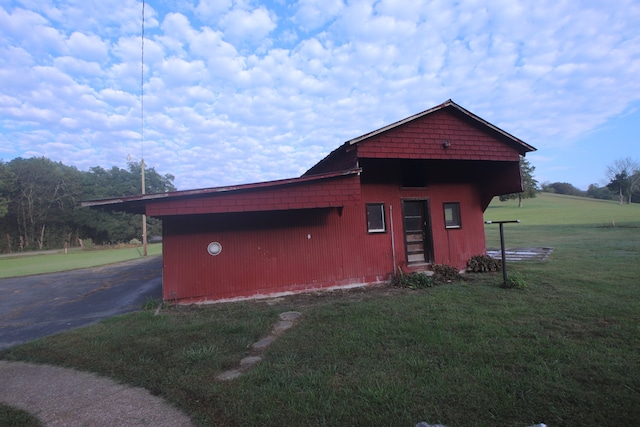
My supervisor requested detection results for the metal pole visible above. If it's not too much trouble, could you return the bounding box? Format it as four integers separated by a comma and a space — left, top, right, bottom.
485, 220, 519, 286
499, 222, 507, 285
390, 205, 396, 275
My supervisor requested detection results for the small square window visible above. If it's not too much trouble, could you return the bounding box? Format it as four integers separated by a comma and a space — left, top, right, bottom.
444, 202, 461, 228
366, 203, 386, 233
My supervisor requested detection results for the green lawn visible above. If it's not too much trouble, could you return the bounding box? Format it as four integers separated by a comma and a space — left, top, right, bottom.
0, 403, 42, 427
2, 193, 639, 426
0, 243, 162, 278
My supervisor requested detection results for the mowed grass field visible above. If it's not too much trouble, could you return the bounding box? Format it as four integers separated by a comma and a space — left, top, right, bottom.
2, 193, 640, 426
0, 243, 162, 278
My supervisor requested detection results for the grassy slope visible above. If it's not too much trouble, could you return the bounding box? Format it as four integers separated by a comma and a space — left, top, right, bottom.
2, 193, 640, 426
485, 192, 640, 226
0, 243, 162, 278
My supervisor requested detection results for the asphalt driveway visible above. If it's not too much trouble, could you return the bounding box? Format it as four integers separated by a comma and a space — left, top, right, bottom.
0, 256, 163, 350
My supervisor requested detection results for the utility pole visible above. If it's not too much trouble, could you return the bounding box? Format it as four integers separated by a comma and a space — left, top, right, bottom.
140, 0, 147, 257
142, 159, 147, 256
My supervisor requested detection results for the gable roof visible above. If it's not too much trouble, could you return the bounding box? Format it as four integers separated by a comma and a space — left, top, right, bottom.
304, 99, 535, 176
347, 99, 535, 151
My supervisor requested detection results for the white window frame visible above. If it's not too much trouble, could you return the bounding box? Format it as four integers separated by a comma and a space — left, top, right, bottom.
366, 203, 386, 233
444, 202, 461, 229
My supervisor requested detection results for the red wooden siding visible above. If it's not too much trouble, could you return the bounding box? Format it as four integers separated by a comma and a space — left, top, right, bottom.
361, 182, 486, 273
162, 205, 396, 303
421, 184, 486, 267
356, 109, 521, 162
162, 179, 486, 302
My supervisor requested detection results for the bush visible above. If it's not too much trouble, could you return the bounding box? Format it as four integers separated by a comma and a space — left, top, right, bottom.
79, 238, 94, 251
129, 238, 142, 245
467, 255, 502, 273
432, 264, 461, 282
391, 271, 435, 289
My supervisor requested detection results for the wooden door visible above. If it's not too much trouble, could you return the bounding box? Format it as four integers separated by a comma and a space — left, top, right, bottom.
402, 200, 434, 264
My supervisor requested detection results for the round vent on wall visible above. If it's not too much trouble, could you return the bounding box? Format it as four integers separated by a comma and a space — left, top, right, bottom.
207, 242, 222, 256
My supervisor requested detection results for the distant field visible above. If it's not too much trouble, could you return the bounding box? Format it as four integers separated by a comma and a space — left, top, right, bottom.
484, 192, 640, 250
485, 192, 640, 226
0, 244, 162, 278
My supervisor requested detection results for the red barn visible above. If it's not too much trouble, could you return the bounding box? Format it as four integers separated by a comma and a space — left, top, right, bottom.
85, 100, 535, 303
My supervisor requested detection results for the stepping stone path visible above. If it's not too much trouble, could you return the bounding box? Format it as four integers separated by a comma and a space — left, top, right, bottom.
215, 311, 302, 381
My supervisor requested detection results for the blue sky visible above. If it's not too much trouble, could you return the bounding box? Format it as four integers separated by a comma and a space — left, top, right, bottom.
1, 0, 639, 191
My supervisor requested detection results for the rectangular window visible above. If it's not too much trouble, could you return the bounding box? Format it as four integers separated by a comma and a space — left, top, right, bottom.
366, 203, 386, 233
443, 202, 461, 228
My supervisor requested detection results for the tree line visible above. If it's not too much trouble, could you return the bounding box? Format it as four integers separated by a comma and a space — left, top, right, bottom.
540, 158, 640, 204
0, 157, 175, 253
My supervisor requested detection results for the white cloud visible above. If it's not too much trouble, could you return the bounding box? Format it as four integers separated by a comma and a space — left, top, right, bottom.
66, 32, 110, 62
0, 7, 66, 55
220, 7, 277, 44
1, 0, 639, 190
0, 7, 48, 36
53, 57, 104, 77
195, 0, 233, 21
160, 57, 208, 86
374, 0, 426, 20
160, 12, 196, 44
99, 88, 138, 108
188, 27, 245, 79
293, 0, 344, 31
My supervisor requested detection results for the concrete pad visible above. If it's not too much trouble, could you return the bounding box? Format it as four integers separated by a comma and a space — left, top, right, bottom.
0, 360, 194, 427
487, 247, 554, 262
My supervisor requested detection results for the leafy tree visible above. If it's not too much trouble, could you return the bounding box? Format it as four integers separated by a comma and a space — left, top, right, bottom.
632, 171, 640, 204
126, 161, 176, 194
75, 161, 176, 244
4, 157, 82, 250
0, 162, 16, 252
606, 172, 631, 204
540, 182, 586, 197
0, 157, 177, 252
587, 184, 615, 200
500, 156, 538, 207
606, 158, 640, 204
0, 161, 14, 219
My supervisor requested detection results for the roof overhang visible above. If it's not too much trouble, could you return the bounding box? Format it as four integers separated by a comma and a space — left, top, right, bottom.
82, 168, 362, 216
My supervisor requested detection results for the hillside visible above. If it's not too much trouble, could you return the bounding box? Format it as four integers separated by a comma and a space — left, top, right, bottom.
485, 192, 640, 226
